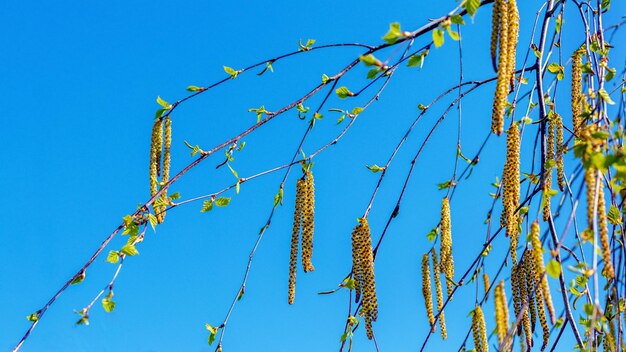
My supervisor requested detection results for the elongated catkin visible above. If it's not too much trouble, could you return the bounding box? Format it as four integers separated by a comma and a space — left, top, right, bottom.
596, 177, 615, 279
491, 0, 510, 135
288, 178, 305, 304
571, 49, 584, 134
422, 253, 436, 333
490, 0, 502, 71
506, 0, 519, 89
301, 171, 315, 272
440, 197, 455, 299
543, 116, 555, 221
472, 306, 489, 352
530, 221, 555, 324
351, 218, 378, 339
555, 114, 565, 191
156, 116, 171, 224
494, 280, 509, 347
503, 123, 521, 263
432, 250, 447, 339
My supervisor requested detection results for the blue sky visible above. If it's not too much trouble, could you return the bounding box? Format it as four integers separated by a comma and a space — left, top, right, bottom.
1, 1, 625, 351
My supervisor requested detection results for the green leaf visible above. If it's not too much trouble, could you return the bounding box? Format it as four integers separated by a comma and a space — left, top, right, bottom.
366, 68, 381, 79
121, 244, 139, 256
598, 88, 615, 105
426, 227, 439, 242
155, 108, 168, 119
351, 107, 364, 116
432, 28, 444, 48
554, 317, 564, 329
321, 74, 331, 84
335, 86, 354, 99
102, 291, 115, 313
366, 164, 385, 173
147, 213, 158, 231
337, 115, 345, 124
71, 271, 86, 285
408, 51, 428, 68
274, 188, 284, 207
106, 250, 120, 264
547, 63, 564, 75
215, 197, 231, 207
446, 27, 460, 41
343, 277, 356, 290
298, 39, 315, 51
201, 200, 214, 212
359, 54, 382, 67
463, 0, 480, 17
26, 312, 39, 322
450, 14, 465, 25
382, 22, 403, 44
223, 65, 239, 78
206, 324, 219, 345
607, 205, 622, 225
186, 85, 203, 92
555, 14, 563, 33
546, 259, 562, 278
605, 67, 616, 81
156, 96, 170, 108
75, 316, 89, 326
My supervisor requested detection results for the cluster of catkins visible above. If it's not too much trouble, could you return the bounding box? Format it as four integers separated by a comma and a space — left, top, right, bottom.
149, 116, 172, 223
490, 0, 519, 135
421, 197, 455, 340
287, 169, 315, 305
351, 218, 378, 339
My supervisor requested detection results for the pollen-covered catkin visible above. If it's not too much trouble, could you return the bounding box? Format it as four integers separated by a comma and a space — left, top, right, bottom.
483, 273, 490, 297
288, 179, 305, 304
432, 250, 447, 339
472, 306, 489, 352
301, 171, 315, 272
494, 280, 509, 347
351, 222, 364, 303
422, 253, 436, 333
530, 221, 556, 324
156, 116, 172, 224
585, 167, 597, 232
543, 117, 555, 222
571, 49, 584, 134
506, 0, 519, 89
490, 0, 501, 72
149, 118, 162, 198
503, 123, 521, 263
440, 197, 455, 299
519, 256, 533, 349
522, 254, 537, 332
596, 178, 615, 279
510, 263, 522, 337
535, 286, 550, 350
491, 0, 510, 135
352, 218, 378, 339
555, 114, 565, 191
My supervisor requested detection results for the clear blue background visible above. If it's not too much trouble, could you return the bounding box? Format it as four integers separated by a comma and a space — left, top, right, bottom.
1, 1, 624, 351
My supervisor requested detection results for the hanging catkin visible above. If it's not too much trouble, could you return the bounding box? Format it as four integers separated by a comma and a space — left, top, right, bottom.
502, 123, 521, 263
506, 0, 519, 89
519, 256, 533, 349
432, 250, 447, 339
288, 178, 305, 304
422, 253, 436, 333
522, 254, 537, 332
491, 0, 510, 135
596, 176, 615, 279
555, 114, 565, 191
483, 273, 490, 298
571, 49, 584, 134
156, 116, 172, 224
351, 218, 378, 339
301, 171, 315, 272
472, 306, 489, 352
543, 116, 556, 221
530, 221, 556, 324
440, 197, 455, 299
149, 118, 163, 199
490, 0, 502, 72
494, 280, 509, 348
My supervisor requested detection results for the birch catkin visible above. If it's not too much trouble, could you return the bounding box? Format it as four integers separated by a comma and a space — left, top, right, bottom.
494, 281, 509, 347
149, 118, 162, 199
530, 221, 556, 324
571, 49, 584, 135
301, 171, 315, 273
506, 0, 519, 89
351, 218, 378, 339
596, 177, 615, 279
555, 114, 565, 191
422, 253, 436, 333
490, 0, 502, 72
288, 178, 305, 304
157, 116, 172, 224
503, 123, 521, 263
432, 250, 447, 339
440, 197, 455, 299
472, 306, 489, 352
491, 0, 510, 135
543, 116, 556, 222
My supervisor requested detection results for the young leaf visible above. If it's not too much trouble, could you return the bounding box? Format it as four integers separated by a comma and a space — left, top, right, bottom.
71, 271, 86, 285
598, 88, 615, 105
359, 54, 382, 67
156, 96, 170, 108
546, 259, 562, 278
223, 66, 239, 78
463, 0, 480, 17
382, 22, 403, 44
432, 28, 445, 48
366, 164, 385, 173
201, 200, 214, 212
215, 197, 231, 207
335, 86, 354, 99
186, 85, 204, 92
121, 244, 139, 256
26, 312, 39, 322
106, 250, 120, 264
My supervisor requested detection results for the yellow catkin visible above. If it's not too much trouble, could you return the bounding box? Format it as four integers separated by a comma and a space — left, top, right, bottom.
585, 167, 597, 232
543, 116, 555, 222
535, 285, 550, 350
596, 178, 615, 279
510, 263, 522, 339
422, 253, 436, 333
352, 218, 378, 339
440, 197, 455, 299
432, 250, 447, 339
503, 123, 521, 263
571, 49, 584, 135
491, 0, 509, 135
604, 289, 617, 352
472, 306, 489, 352
149, 118, 162, 198
555, 114, 565, 191
494, 281, 510, 348
530, 221, 556, 324
519, 257, 533, 349
288, 179, 305, 304
506, 0, 519, 89
301, 171, 315, 272
522, 254, 537, 332
156, 116, 171, 224
483, 273, 490, 297
490, 0, 501, 72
